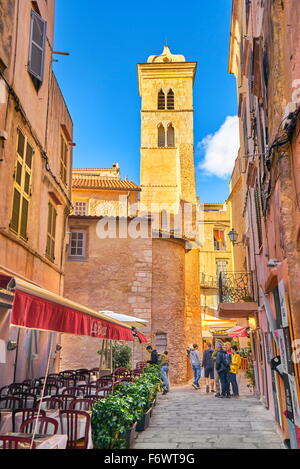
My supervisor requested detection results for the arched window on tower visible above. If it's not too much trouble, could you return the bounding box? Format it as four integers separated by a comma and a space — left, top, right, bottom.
158, 89, 166, 110
167, 124, 175, 147
158, 124, 165, 147
167, 89, 175, 110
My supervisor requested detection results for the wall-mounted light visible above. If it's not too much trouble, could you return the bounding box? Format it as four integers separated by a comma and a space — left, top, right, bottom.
228, 228, 243, 246
7, 340, 18, 351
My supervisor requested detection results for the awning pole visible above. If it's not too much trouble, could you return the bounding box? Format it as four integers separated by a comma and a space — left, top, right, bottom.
99, 339, 105, 373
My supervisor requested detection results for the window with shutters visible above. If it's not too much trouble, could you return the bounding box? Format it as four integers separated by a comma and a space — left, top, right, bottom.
158, 90, 166, 110
28, 10, 47, 88
216, 260, 228, 280
10, 130, 33, 241
69, 230, 86, 259
158, 124, 165, 147
254, 183, 263, 248
214, 230, 226, 251
46, 201, 57, 261
167, 89, 174, 110
60, 134, 68, 186
167, 124, 175, 147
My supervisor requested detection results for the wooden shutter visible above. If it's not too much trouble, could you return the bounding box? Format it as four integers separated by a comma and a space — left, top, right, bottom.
28, 10, 47, 83
10, 130, 33, 240
60, 135, 68, 185
46, 202, 57, 261
254, 183, 263, 248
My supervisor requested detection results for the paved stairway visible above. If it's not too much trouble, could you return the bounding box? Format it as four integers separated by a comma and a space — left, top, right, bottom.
133, 383, 285, 449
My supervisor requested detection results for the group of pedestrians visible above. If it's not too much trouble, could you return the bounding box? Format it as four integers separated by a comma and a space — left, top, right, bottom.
188, 341, 242, 398
146, 340, 242, 398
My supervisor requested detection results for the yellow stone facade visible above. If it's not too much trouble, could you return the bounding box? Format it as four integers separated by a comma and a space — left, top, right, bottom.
138, 46, 197, 212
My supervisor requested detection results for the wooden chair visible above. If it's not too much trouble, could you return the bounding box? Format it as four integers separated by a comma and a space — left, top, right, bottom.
62, 387, 84, 397
59, 370, 76, 379
77, 384, 97, 396
0, 386, 11, 397
36, 397, 63, 410
12, 408, 46, 432
43, 384, 59, 396
20, 416, 59, 435
113, 367, 129, 378
12, 392, 37, 408
59, 410, 91, 449
0, 435, 36, 449
0, 396, 23, 409
91, 387, 111, 398
69, 398, 94, 411
9, 383, 31, 393
55, 394, 77, 410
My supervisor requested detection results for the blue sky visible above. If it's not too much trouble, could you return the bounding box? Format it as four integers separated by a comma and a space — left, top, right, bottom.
54, 0, 238, 203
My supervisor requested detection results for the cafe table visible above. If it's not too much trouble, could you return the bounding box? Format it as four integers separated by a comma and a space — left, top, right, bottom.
0, 433, 68, 449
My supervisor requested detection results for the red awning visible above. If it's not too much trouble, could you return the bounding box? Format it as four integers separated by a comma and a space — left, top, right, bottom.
228, 327, 249, 338
1, 275, 136, 342
137, 332, 148, 344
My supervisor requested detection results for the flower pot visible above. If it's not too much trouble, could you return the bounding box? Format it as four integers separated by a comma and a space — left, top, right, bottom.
136, 408, 151, 432
124, 423, 137, 448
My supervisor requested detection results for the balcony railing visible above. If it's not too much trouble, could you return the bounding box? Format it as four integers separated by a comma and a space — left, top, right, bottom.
219, 272, 255, 303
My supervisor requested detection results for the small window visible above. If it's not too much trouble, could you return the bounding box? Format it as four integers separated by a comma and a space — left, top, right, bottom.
28, 10, 47, 87
158, 90, 165, 110
214, 230, 226, 251
167, 89, 174, 110
155, 333, 167, 351
60, 135, 68, 186
74, 201, 88, 216
167, 124, 175, 147
46, 201, 57, 261
69, 230, 86, 259
158, 124, 165, 147
216, 260, 228, 280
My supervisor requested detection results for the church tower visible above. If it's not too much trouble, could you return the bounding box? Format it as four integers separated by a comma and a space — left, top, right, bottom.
138, 46, 198, 214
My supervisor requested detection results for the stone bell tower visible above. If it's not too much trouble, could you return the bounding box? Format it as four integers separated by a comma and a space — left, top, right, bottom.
137, 45, 198, 215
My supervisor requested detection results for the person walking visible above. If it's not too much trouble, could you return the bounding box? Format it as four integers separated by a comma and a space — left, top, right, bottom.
228, 345, 242, 397
212, 341, 223, 397
160, 350, 170, 395
189, 344, 201, 390
202, 343, 215, 393
146, 345, 159, 365
216, 343, 231, 398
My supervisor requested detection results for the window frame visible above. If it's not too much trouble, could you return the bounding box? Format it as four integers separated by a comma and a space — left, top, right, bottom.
213, 229, 226, 251
10, 129, 33, 241
74, 201, 88, 216
68, 230, 87, 260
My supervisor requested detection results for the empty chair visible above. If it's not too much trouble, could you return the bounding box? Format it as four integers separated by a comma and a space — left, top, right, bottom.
9, 383, 31, 393
77, 384, 97, 396
36, 397, 63, 410
92, 387, 111, 398
12, 392, 37, 408
20, 416, 59, 435
27, 386, 41, 396
74, 374, 87, 383
59, 410, 91, 450
113, 368, 129, 378
0, 386, 11, 397
43, 384, 59, 396
96, 377, 113, 388
56, 394, 77, 410
69, 398, 94, 411
60, 377, 76, 388
0, 396, 23, 409
59, 370, 76, 379
12, 408, 46, 432
0, 435, 36, 449
62, 387, 84, 397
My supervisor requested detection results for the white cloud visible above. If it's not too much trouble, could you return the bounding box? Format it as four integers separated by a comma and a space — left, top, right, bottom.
198, 116, 239, 179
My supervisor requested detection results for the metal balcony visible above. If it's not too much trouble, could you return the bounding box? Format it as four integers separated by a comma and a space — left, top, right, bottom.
219, 271, 255, 304
200, 273, 218, 289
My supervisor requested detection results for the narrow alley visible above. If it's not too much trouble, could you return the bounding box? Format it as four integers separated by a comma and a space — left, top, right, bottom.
133, 379, 285, 450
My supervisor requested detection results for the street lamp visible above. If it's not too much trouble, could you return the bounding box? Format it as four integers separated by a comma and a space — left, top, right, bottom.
228, 228, 243, 246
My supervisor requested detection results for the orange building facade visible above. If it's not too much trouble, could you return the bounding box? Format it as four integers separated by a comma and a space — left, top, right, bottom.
0, 0, 73, 386
227, 0, 300, 448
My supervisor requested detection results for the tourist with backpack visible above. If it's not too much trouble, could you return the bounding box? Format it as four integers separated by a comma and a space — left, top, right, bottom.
216, 343, 231, 398
202, 343, 215, 393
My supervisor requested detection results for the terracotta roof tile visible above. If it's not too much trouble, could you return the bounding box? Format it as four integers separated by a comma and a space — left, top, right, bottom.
72, 176, 140, 191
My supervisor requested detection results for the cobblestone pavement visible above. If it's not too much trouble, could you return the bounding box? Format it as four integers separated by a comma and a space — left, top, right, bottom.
133, 377, 285, 450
